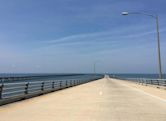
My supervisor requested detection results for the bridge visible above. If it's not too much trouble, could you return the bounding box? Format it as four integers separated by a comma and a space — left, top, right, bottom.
0, 76, 166, 121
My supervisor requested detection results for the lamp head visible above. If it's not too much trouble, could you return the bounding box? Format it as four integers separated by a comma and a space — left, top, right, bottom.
122, 12, 129, 15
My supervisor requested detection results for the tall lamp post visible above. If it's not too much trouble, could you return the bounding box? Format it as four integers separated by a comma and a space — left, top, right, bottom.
94, 62, 97, 74
122, 11, 163, 79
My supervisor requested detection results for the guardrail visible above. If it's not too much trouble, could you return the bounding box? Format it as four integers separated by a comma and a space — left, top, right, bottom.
122, 78, 166, 87
0, 75, 104, 106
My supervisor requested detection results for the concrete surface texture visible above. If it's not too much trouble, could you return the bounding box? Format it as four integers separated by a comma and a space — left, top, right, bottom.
0, 78, 166, 121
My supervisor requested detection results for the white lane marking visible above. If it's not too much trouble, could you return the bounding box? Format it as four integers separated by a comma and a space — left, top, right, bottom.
91, 78, 105, 96
99, 91, 103, 96
119, 81, 166, 103
97, 77, 107, 96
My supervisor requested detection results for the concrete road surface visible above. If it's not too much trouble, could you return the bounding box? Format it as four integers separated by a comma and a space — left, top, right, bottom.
0, 78, 166, 121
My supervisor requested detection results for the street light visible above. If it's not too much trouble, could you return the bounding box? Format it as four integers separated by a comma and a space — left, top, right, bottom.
94, 62, 97, 74
122, 12, 129, 16
122, 11, 163, 79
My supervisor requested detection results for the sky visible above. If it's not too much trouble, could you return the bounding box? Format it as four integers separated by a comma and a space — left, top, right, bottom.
0, 0, 166, 74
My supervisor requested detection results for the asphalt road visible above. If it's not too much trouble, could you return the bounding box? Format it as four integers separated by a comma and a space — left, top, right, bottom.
0, 77, 166, 121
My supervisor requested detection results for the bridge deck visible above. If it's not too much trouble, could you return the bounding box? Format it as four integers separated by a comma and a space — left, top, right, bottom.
0, 78, 166, 121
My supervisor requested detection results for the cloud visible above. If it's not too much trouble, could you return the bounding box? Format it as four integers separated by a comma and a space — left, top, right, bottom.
43, 25, 166, 47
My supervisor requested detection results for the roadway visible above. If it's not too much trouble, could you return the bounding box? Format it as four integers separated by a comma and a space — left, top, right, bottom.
0, 77, 166, 121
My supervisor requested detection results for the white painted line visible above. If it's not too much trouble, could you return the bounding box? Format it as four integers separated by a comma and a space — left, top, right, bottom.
120, 82, 166, 103
99, 91, 103, 96
96, 78, 107, 96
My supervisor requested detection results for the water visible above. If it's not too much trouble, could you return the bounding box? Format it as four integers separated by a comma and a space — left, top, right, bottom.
109, 74, 166, 79
0, 73, 165, 83
0, 73, 100, 83
0, 73, 77, 78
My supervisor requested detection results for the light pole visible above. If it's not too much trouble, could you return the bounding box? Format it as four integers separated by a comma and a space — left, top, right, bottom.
94, 62, 97, 74
122, 11, 163, 79
94, 61, 100, 74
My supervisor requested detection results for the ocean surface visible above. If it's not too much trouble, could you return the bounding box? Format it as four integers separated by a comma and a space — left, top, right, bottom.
0, 73, 165, 83
0, 73, 165, 79
0, 73, 72, 77
0, 73, 101, 83
109, 74, 166, 79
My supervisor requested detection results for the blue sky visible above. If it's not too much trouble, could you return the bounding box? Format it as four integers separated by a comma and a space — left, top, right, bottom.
0, 0, 166, 73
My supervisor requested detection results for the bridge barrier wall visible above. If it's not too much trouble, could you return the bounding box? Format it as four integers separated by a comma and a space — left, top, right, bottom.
0, 75, 104, 106
111, 76, 166, 89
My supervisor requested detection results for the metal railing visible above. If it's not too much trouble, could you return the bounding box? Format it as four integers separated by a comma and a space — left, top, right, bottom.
123, 78, 166, 87
0, 75, 104, 105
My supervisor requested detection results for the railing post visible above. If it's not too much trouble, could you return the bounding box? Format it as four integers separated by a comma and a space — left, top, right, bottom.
25, 82, 29, 95
59, 81, 62, 89
142, 79, 144, 85
0, 84, 3, 99
157, 80, 159, 86
41, 82, 44, 91
145, 79, 147, 86
66, 80, 68, 87
70, 80, 72, 87
52, 81, 55, 89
